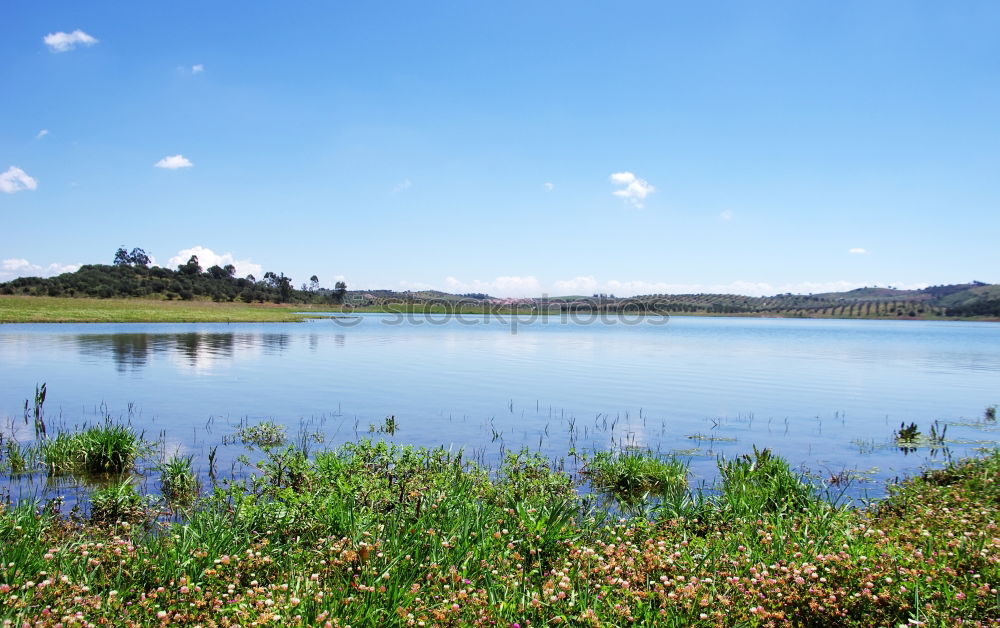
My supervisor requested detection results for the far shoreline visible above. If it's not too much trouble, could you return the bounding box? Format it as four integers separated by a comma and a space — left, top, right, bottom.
2, 295, 997, 324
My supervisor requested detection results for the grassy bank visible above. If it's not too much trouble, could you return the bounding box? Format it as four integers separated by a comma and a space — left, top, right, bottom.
0, 296, 320, 323
2, 429, 999, 626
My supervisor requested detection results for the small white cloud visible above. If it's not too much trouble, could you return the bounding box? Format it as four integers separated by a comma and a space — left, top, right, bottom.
36, 129, 49, 140
0, 167, 38, 194
392, 178, 412, 193
191, 64, 205, 74
609, 171, 654, 208
720, 210, 734, 221
543, 182, 554, 192
43, 30, 98, 53
848, 248, 868, 254
154, 154, 193, 170
0, 259, 80, 281
168, 246, 262, 278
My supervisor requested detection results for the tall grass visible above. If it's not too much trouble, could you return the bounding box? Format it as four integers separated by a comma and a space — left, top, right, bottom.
38, 422, 144, 474
159, 455, 198, 504
716, 446, 812, 518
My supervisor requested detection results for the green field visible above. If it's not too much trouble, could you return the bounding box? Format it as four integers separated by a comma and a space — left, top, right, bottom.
0, 296, 319, 323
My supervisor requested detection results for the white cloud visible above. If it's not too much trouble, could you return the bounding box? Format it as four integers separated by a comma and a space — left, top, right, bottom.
191, 64, 205, 74
543, 182, 554, 192
43, 30, 98, 53
848, 248, 868, 254
0, 258, 80, 282
392, 178, 412, 193
154, 154, 193, 170
167, 246, 262, 278
720, 210, 734, 221
444, 276, 542, 297
36, 129, 49, 140
609, 171, 654, 208
553, 276, 600, 295
0, 167, 38, 194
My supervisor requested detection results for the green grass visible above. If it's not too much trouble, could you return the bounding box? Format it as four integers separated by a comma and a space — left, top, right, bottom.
2, 434, 1000, 625
584, 449, 688, 500
0, 295, 318, 323
37, 423, 145, 474
89, 479, 149, 523
159, 455, 198, 505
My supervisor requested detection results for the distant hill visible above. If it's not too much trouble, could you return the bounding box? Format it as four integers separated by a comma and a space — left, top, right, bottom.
614, 282, 1000, 318
3, 264, 998, 319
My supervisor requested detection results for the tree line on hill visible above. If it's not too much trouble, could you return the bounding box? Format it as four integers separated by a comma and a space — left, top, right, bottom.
0, 247, 347, 305
2, 248, 998, 318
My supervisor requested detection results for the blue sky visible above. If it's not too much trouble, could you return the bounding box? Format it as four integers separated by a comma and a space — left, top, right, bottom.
2, 1, 998, 296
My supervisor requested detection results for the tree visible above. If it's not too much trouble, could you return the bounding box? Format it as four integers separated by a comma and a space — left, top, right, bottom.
180, 255, 202, 275
113, 247, 130, 266
309, 275, 320, 293
223, 264, 236, 278
207, 265, 230, 280
334, 280, 347, 304
128, 248, 151, 267
276, 273, 292, 302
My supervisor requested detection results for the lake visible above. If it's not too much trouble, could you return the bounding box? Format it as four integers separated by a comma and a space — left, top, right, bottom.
2, 314, 999, 502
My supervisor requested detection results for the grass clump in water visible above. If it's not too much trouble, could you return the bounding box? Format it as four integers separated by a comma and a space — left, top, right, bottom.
1, 440, 35, 474
159, 455, 198, 504
585, 449, 688, 499
89, 479, 150, 523
717, 445, 812, 518
39, 423, 144, 474
235, 420, 286, 448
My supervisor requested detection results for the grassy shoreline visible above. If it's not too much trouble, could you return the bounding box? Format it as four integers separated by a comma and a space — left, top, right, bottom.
0, 296, 319, 323
3, 295, 994, 324
2, 421, 999, 625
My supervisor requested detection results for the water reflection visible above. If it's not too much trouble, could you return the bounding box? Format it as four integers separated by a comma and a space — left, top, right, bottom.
71, 332, 294, 372
62, 329, 355, 372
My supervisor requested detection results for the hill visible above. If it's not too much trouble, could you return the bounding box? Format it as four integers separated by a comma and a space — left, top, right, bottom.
2, 257, 998, 319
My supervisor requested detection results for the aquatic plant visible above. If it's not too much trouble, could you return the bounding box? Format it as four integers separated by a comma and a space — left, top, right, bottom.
89, 479, 149, 523
717, 446, 813, 517
986, 405, 997, 421
584, 449, 688, 500
159, 455, 198, 504
1, 440, 34, 474
24, 383, 47, 439
894, 421, 921, 443
235, 420, 286, 448
39, 422, 144, 474
929, 420, 948, 445
368, 414, 399, 435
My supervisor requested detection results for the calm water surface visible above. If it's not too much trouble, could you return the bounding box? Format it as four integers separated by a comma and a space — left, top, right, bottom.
2, 315, 999, 500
